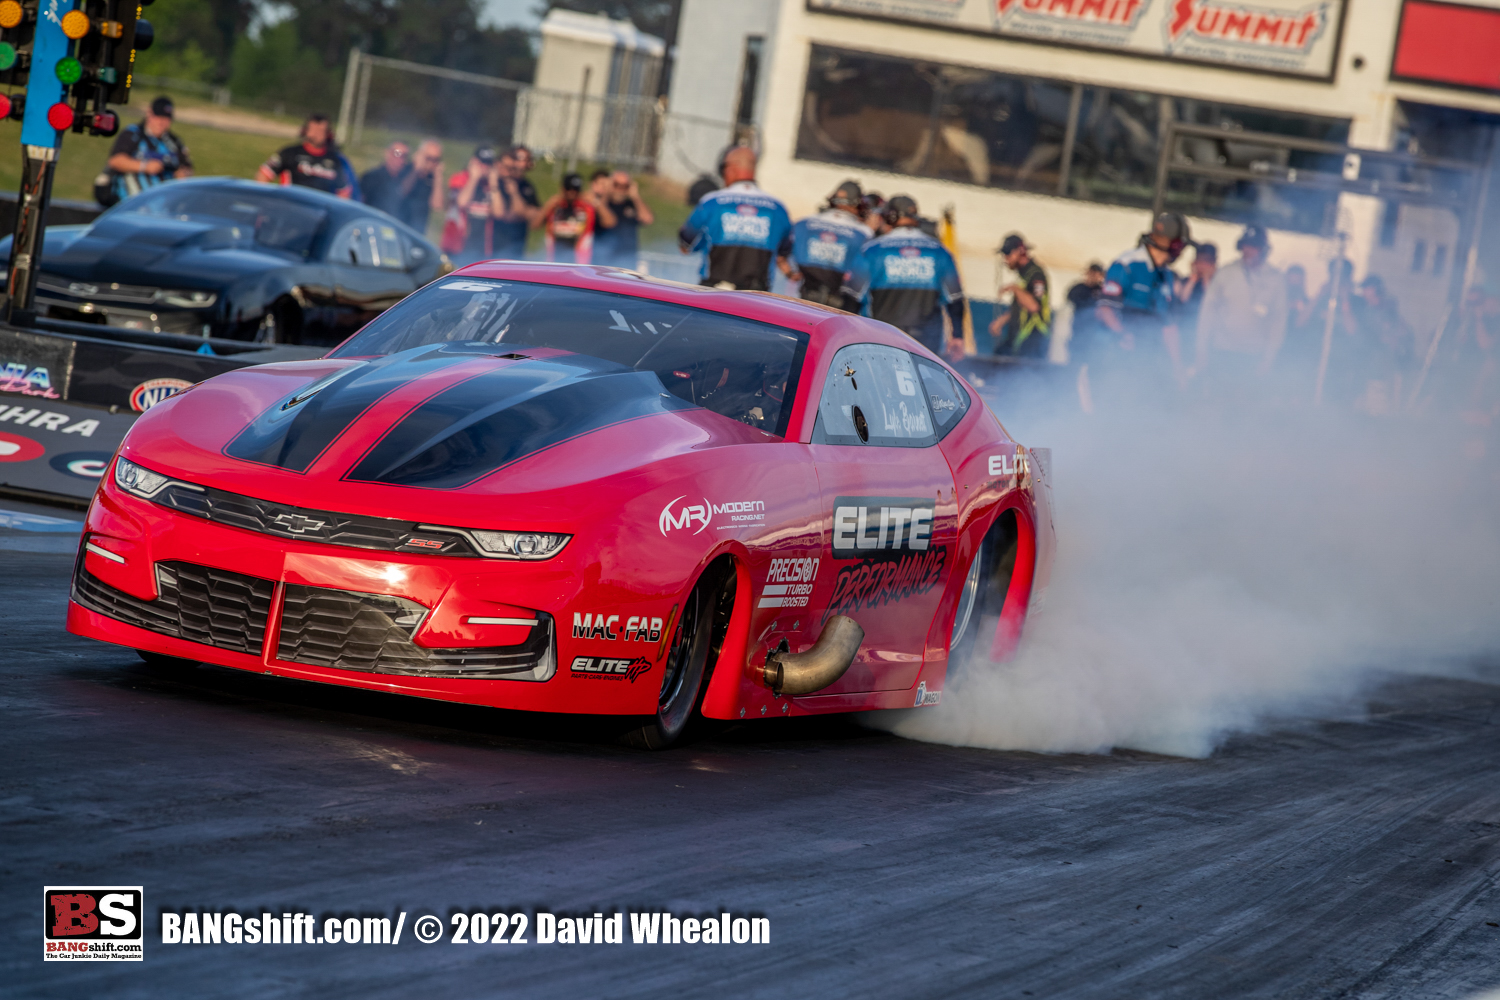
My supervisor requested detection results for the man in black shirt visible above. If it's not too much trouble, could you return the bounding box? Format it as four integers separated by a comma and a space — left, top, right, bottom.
99, 96, 192, 206
258, 114, 351, 197
990, 233, 1052, 358
490, 146, 540, 259
594, 170, 654, 268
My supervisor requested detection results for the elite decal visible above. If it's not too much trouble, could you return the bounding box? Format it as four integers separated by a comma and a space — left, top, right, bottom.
759, 557, 819, 609
989, 453, 1027, 478
572, 613, 663, 642
570, 656, 652, 682
831, 496, 934, 558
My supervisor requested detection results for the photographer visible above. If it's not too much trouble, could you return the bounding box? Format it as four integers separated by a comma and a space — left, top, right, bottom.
99, 96, 192, 206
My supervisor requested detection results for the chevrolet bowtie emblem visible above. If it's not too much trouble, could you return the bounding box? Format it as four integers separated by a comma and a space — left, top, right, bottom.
272, 512, 326, 534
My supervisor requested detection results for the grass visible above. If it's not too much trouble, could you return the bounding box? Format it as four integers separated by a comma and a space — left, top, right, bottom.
0, 86, 693, 253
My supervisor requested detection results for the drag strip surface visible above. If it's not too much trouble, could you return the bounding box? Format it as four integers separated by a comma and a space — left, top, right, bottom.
3, 547, 1499, 998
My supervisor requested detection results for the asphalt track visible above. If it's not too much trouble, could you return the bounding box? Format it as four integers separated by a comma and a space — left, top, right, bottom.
4, 523, 1500, 999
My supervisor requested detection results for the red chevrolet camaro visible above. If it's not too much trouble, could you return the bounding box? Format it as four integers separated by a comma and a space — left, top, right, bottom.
67, 263, 1054, 747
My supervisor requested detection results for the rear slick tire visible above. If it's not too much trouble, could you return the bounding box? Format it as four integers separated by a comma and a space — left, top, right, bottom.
622, 560, 736, 750
947, 509, 1022, 685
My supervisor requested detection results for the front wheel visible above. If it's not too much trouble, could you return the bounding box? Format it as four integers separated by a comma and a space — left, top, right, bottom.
623, 560, 736, 750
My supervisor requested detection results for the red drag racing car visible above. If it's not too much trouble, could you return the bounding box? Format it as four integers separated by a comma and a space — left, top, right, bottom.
67, 263, 1054, 747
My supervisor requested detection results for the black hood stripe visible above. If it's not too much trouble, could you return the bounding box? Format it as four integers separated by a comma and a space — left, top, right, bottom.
344, 358, 692, 490
222, 347, 478, 473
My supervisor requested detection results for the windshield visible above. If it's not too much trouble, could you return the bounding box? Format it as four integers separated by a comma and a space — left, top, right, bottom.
329, 277, 809, 436
117, 187, 329, 256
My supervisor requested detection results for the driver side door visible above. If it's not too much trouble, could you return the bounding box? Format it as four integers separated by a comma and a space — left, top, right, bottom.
806, 342, 957, 693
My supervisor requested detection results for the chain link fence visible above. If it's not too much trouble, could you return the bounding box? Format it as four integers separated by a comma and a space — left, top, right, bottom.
336, 50, 733, 173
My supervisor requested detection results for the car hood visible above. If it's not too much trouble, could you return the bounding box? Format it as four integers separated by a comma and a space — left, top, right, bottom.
26, 214, 306, 286
122, 342, 774, 528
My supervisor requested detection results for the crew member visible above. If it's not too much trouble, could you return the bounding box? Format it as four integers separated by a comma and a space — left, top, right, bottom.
677, 146, 792, 291
594, 170, 654, 269
784, 180, 871, 312
1098, 211, 1193, 385
989, 233, 1051, 358
843, 194, 966, 356
99, 96, 192, 206
257, 114, 351, 197
534, 172, 615, 264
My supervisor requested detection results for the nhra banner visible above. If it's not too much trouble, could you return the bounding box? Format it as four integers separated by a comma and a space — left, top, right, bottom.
806, 0, 1348, 79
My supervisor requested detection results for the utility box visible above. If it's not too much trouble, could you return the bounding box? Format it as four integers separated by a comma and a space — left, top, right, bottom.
521, 10, 665, 167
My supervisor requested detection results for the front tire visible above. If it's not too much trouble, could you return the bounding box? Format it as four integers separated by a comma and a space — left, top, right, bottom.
249, 297, 302, 345
623, 559, 736, 750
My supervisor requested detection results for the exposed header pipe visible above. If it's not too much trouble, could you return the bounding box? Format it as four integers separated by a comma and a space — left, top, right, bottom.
763, 616, 864, 697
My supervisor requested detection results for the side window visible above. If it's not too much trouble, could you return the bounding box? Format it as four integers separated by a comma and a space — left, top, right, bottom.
916, 359, 970, 439
332, 221, 405, 269
813, 343, 936, 447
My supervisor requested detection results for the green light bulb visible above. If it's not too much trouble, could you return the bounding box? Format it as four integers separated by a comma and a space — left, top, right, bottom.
55, 57, 83, 85
0, 43, 14, 72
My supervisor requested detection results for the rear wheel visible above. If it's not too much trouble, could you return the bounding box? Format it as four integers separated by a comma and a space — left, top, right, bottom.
623, 559, 736, 750
947, 510, 1022, 683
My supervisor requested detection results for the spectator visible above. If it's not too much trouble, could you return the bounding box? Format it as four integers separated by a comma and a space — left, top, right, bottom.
258, 113, 351, 197
677, 146, 793, 291
534, 172, 615, 263
784, 179, 870, 311
1442, 283, 1500, 418
1275, 263, 1320, 380
1312, 258, 1360, 403
844, 194, 966, 357
359, 141, 411, 218
99, 96, 192, 206
989, 233, 1051, 359
490, 145, 540, 260
862, 192, 890, 236
448, 145, 499, 263
1193, 226, 1287, 395
1065, 263, 1106, 363
400, 140, 445, 233
1348, 274, 1416, 413
1175, 242, 1216, 345
594, 170, 654, 269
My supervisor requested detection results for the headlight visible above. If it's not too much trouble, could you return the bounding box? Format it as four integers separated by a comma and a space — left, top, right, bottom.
466, 529, 571, 560
113, 457, 173, 498
156, 289, 218, 309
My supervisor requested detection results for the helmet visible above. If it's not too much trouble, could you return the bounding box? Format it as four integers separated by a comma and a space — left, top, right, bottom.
828, 180, 863, 210
1145, 211, 1194, 261
883, 194, 918, 227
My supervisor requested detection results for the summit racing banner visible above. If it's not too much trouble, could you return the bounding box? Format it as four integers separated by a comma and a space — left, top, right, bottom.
806, 0, 1347, 79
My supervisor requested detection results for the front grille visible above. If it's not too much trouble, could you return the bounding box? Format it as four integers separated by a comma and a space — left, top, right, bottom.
277, 584, 555, 680
154, 483, 477, 556
72, 560, 274, 655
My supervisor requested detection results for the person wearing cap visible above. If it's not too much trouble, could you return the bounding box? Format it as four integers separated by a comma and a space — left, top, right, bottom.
1175, 242, 1217, 364
448, 145, 500, 263
533, 172, 615, 264
1193, 225, 1288, 392
678, 146, 794, 291
100, 96, 192, 206
843, 194, 966, 357
784, 180, 872, 312
989, 233, 1051, 359
258, 113, 351, 198
1098, 211, 1194, 386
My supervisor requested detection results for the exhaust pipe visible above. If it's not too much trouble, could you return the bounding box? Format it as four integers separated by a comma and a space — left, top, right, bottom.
763, 615, 864, 697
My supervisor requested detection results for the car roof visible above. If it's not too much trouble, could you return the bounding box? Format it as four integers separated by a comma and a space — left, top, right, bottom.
451, 261, 898, 341
114, 176, 435, 246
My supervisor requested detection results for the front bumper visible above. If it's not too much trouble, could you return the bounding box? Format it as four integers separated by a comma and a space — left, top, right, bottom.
67, 482, 665, 715
36, 279, 218, 337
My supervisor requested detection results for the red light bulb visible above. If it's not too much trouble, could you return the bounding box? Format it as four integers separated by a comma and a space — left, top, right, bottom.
47, 102, 75, 130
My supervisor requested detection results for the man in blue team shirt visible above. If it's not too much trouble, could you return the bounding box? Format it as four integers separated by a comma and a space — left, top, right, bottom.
843, 195, 966, 357
783, 179, 871, 312
1098, 211, 1193, 385
678, 147, 793, 291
